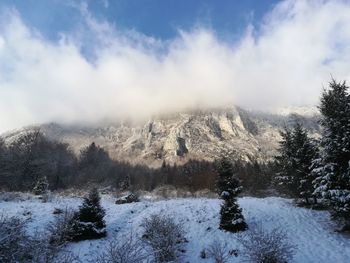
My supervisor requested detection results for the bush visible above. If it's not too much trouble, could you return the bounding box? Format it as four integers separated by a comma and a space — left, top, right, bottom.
0, 215, 32, 262
0, 214, 78, 263
199, 249, 206, 259
206, 240, 231, 263
141, 214, 185, 262
236, 224, 296, 263
92, 232, 149, 263
115, 193, 139, 204
48, 208, 76, 246
29, 231, 78, 263
33, 176, 49, 195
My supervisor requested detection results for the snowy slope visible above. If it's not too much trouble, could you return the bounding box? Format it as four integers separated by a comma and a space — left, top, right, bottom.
1, 196, 349, 263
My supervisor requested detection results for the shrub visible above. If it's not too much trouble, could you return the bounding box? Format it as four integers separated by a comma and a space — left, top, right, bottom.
199, 249, 206, 259
0, 215, 31, 262
93, 232, 149, 263
206, 240, 232, 263
33, 176, 49, 195
141, 214, 185, 262
48, 208, 76, 246
236, 224, 296, 263
0, 214, 78, 263
115, 193, 139, 204
29, 231, 78, 263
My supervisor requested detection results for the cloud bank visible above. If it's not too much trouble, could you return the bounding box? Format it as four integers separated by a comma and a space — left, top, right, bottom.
1, 0, 350, 132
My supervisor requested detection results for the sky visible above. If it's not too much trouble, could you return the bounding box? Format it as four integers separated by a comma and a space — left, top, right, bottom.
0, 0, 350, 132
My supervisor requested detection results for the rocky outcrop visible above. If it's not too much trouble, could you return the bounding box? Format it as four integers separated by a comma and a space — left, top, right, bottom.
176, 137, 188, 157
1, 106, 320, 167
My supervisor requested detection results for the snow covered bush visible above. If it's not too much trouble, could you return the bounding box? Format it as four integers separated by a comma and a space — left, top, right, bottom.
93, 232, 150, 263
237, 224, 296, 263
216, 157, 247, 232
0, 213, 79, 263
0, 215, 32, 262
28, 231, 78, 263
50, 251, 79, 263
115, 192, 139, 204
69, 187, 107, 241
206, 240, 233, 263
48, 207, 76, 246
141, 213, 185, 262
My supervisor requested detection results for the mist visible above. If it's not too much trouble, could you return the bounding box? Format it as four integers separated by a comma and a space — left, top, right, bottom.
1, 0, 350, 133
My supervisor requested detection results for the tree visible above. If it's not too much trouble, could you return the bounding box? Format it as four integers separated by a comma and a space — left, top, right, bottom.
216, 157, 247, 232
33, 176, 49, 195
69, 188, 106, 241
275, 123, 318, 203
0, 138, 8, 189
77, 142, 113, 184
4, 129, 77, 191
312, 80, 350, 227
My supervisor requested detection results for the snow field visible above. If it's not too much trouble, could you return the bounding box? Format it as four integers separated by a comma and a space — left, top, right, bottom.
1, 195, 350, 262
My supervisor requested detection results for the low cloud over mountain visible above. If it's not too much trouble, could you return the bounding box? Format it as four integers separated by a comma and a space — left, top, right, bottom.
1, 0, 350, 132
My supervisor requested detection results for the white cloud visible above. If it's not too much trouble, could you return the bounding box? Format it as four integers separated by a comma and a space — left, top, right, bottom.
1, 0, 350, 132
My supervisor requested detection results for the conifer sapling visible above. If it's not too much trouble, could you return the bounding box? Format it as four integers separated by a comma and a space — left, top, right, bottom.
216, 157, 247, 232
70, 187, 106, 241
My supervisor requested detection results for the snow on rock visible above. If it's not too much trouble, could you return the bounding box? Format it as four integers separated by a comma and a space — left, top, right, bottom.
1, 106, 320, 166
1, 196, 349, 262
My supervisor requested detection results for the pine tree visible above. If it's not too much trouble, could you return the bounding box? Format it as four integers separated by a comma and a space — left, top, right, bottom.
312, 80, 350, 226
70, 188, 106, 241
216, 157, 247, 232
33, 176, 49, 195
275, 123, 318, 203
275, 129, 295, 192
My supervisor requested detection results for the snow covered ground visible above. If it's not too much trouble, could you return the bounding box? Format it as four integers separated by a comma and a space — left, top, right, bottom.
1, 194, 350, 263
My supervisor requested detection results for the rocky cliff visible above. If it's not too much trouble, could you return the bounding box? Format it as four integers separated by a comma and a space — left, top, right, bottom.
1, 106, 320, 167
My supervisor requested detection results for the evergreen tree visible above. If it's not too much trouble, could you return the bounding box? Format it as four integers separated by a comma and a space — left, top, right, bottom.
312, 80, 350, 226
216, 157, 247, 232
275, 123, 318, 203
33, 176, 49, 195
78, 142, 113, 183
70, 188, 107, 241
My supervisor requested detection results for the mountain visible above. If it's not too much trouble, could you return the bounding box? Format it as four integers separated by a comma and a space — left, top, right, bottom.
1, 106, 320, 167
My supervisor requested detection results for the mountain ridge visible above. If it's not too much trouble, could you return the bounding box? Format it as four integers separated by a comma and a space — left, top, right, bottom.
1, 106, 320, 167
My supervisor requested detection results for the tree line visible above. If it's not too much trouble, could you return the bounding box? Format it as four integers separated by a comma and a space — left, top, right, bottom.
0, 131, 273, 193
274, 79, 350, 230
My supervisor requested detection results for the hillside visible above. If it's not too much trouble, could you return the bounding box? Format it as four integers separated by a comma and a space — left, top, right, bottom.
1, 195, 349, 262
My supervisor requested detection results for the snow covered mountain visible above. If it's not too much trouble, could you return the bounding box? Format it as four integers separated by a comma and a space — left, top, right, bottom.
1, 106, 320, 166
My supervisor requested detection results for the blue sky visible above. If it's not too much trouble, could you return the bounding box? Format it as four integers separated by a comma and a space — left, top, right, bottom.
0, 0, 350, 132
0, 0, 278, 41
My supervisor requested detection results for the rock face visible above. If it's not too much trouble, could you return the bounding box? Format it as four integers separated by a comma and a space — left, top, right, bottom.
1, 106, 320, 167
